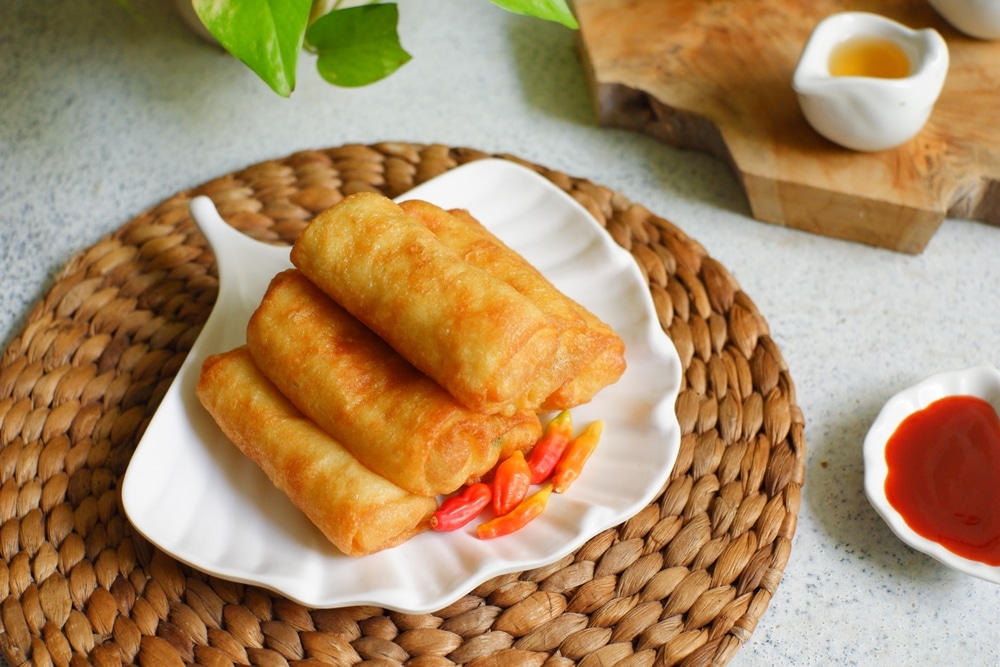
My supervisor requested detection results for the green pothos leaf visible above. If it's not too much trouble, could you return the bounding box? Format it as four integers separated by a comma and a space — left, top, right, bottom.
488, 0, 578, 29
192, 0, 313, 97
306, 4, 412, 88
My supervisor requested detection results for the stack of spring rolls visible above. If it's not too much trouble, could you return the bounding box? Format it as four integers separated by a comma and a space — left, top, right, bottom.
196, 192, 626, 557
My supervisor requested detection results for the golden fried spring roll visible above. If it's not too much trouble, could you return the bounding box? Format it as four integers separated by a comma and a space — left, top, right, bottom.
246, 270, 542, 496
542, 342, 627, 409
407, 202, 627, 410
196, 347, 437, 557
399, 199, 590, 408
290, 192, 560, 415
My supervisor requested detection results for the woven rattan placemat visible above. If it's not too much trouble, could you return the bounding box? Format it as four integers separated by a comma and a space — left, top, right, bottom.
0, 143, 805, 667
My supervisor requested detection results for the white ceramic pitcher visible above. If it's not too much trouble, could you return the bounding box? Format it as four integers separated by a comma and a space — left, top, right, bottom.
792, 12, 949, 152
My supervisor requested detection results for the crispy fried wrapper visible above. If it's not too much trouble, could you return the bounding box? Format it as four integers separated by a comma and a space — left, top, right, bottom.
402, 200, 626, 410
246, 270, 542, 496
290, 192, 560, 415
195, 347, 438, 558
399, 199, 590, 408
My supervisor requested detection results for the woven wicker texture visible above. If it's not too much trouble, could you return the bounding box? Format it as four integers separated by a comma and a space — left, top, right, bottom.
0, 143, 805, 667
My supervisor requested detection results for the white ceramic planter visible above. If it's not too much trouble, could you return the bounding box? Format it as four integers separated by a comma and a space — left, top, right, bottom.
172, 0, 217, 43
927, 0, 1000, 40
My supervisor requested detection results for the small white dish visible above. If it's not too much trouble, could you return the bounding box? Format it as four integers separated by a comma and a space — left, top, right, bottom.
792, 12, 949, 152
863, 364, 1000, 583
121, 158, 683, 613
928, 0, 1000, 40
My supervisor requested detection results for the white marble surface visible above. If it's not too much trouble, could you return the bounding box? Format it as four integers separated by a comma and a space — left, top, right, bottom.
2, 1, 999, 665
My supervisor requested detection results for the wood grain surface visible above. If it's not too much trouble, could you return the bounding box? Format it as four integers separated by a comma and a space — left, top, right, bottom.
575, 0, 1000, 253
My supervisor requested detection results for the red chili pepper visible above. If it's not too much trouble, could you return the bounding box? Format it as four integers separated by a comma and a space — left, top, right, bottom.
430, 483, 492, 531
477, 484, 553, 539
492, 449, 532, 516
526, 410, 574, 484
552, 420, 604, 493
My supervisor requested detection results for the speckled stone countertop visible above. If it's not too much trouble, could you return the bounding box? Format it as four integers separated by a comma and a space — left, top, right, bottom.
3, 1, 1000, 665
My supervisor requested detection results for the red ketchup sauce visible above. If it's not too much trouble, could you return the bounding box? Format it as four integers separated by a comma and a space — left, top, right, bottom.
884, 395, 1000, 565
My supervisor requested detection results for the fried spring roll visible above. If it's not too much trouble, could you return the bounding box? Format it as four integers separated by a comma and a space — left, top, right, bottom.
542, 340, 627, 409
246, 270, 542, 496
405, 202, 627, 410
196, 347, 437, 558
399, 200, 590, 408
290, 192, 560, 415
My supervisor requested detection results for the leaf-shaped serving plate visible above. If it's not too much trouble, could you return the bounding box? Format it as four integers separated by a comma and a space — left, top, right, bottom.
121, 158, 682, 613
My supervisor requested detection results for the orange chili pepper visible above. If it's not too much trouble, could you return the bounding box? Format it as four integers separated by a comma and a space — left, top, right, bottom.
492, 449, 532, 516
526, 410, 574, 484
552, 420, 604, 493
430, 483, 492, 531
477, 484, 553, 539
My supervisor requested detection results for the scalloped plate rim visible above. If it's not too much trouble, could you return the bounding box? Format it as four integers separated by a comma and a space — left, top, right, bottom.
121, 158, 683, 612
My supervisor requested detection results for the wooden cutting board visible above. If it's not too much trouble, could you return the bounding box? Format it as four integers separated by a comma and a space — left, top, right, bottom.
575, 0, 1000, 253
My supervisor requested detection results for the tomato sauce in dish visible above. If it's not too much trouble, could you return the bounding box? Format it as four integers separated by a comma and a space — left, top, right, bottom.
884, 395, 1000, 565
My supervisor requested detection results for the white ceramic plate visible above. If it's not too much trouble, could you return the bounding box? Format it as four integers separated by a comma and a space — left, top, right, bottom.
121, 158, 683, 612
863, 364, 1000, 584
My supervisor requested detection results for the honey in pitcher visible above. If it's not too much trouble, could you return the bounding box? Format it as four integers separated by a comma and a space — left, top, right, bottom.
828, 36, 911, 78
